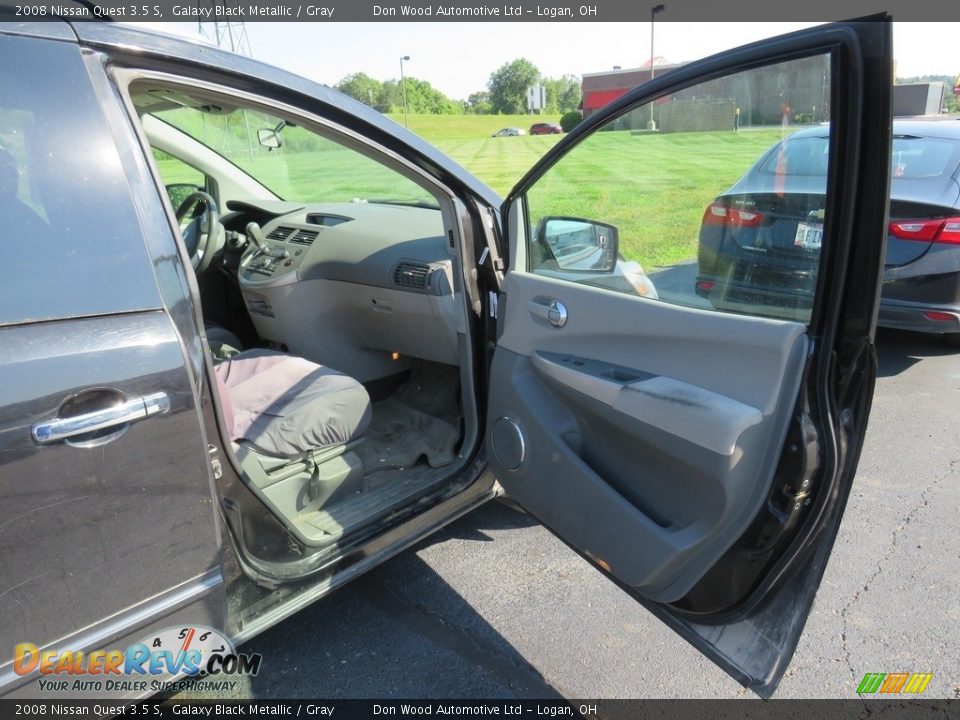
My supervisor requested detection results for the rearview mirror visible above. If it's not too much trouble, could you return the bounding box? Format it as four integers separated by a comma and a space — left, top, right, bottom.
536, 217, 619, 273
257, 128, 282, 149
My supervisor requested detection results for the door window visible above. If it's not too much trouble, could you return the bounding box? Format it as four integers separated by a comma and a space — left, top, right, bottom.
151, 148, 207, 210
0, 35, 160, 326
524, 54, 832, 324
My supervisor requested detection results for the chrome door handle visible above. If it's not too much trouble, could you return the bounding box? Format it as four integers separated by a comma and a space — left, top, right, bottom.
528, 297, 568, 328
32, 392, 170, 444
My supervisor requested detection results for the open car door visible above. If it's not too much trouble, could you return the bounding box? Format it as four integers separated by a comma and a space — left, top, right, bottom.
487, 20, 891, 697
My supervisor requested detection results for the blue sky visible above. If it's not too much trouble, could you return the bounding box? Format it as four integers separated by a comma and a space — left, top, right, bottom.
130, 22, 959, 101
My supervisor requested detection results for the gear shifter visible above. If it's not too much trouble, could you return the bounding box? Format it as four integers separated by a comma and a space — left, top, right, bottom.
246, 222, 265, 251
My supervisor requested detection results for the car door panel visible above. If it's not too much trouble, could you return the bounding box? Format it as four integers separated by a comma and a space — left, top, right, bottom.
0, 31, 223, 697
490, 19, 891, 696
491, 272, 808, 601
0, 313, 223, 696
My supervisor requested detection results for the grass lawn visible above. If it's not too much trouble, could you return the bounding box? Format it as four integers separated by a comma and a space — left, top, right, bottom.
156, 109, 790, 269
397, 114, 786, 267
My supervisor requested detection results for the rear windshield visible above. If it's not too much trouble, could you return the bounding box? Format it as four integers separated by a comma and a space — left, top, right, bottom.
759, 134, 960, 179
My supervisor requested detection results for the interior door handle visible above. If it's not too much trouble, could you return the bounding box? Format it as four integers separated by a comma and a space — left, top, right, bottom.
528, 297, 568, 328
32, 392, 171, 445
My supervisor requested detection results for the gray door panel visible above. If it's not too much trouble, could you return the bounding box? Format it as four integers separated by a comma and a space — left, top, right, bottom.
490, 19, 892, 695
489, 272, 807, 602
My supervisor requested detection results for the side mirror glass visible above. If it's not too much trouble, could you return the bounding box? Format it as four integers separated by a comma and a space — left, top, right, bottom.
166, 183, 201, 212
537, 217, 619, 273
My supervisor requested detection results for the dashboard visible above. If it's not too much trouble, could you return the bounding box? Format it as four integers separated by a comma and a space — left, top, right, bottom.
224, 199, 464, 381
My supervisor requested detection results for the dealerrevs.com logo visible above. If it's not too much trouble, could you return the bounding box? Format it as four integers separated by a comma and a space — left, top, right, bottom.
856, 672, 933, 694
14, 625, 261, 694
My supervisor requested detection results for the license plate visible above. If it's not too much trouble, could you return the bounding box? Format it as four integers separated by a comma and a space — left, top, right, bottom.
794, 222, 823, 250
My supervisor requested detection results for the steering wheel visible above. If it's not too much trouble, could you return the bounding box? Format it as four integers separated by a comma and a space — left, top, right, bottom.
175, 190, 224, 273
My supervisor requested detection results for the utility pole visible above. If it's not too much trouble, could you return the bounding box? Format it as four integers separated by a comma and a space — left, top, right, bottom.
197, 2, 254, 159
400, 55, 411, 127
648, 4, 665, 131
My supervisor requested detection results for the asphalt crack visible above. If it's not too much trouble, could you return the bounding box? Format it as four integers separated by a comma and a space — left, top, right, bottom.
839, 458, 958, 685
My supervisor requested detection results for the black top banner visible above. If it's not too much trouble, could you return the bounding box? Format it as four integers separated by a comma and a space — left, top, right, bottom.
1, 0, 959, 22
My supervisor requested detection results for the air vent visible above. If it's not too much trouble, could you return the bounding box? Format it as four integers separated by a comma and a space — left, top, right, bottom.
289, 229, 320, 246
392, 261, 431, 290
266, 226, 295, 241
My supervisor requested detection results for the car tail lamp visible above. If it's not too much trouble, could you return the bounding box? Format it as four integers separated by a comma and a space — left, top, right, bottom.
923, 311, 956, 322
888, 217, 960, 244
702, 203, 764, 228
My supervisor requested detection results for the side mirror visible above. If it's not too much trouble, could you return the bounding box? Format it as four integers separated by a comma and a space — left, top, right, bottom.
257, 128, 282, 150
166, 183, 201, 212
536, 217, 619, 273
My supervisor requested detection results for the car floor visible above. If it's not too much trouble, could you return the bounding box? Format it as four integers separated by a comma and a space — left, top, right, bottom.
356, 361, 462, 478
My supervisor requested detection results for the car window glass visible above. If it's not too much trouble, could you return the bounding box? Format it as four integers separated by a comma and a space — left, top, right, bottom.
757, 134, 960, 180
151, 148, 206, 209
523, 53, 833, 324
152, 106, 436, 207
890, 136, 960, 179
0, 35, 160, 326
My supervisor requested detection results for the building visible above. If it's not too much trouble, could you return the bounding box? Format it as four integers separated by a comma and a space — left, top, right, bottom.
581, 61, 683, 120
581, 55, 831, 132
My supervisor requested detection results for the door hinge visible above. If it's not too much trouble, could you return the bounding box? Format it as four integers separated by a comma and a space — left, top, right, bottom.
208, 444, 223, 480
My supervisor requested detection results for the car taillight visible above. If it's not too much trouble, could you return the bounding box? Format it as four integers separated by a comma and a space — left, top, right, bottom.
702, 202, 764, 228
888, 217, 960, 245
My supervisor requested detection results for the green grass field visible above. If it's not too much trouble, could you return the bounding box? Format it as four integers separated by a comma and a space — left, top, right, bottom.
156, 110, 789, 269
389, 115, 786, 268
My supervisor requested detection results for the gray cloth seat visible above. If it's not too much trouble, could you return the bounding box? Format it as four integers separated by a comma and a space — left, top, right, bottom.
214, 348, 371, 459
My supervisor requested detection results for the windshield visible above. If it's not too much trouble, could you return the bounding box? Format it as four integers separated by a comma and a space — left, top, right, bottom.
760, 134, 960, 179
152, 104, 438, 207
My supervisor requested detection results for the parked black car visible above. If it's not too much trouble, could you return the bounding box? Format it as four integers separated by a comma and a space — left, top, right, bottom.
696, 119, 960, 345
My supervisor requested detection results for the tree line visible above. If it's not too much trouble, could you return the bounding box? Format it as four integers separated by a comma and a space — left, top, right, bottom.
335, 58, 582, 115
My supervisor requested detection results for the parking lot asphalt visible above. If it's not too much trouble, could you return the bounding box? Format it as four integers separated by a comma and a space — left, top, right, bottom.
179, 327, 959, 701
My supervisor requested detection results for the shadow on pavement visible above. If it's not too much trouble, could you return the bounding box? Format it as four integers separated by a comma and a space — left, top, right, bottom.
875, 328, 956, 378
229, 502, 561, 699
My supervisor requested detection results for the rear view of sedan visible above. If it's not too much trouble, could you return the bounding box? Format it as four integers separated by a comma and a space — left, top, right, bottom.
696, 120, 960, 345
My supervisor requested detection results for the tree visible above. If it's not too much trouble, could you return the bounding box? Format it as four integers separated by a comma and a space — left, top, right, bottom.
488, 59, 541, 114
400, 77, 464, 114
467, 90, 492, 114
335, 72, 383, 108
543, 75, 581, 114
559, 111, 582, 133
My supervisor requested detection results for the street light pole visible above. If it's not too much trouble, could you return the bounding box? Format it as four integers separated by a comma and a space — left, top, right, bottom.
399, 55, 411, 128
648, 4, 664, 131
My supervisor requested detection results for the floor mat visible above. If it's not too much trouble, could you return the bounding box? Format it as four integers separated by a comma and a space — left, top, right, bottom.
357, 363, 461, 473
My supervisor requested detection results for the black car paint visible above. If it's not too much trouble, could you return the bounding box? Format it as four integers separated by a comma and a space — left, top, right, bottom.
697, 121, 960, 335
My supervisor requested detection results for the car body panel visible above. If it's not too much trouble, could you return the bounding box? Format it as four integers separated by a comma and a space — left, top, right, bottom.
530, 122, 562, 135
697, 121, 960, 332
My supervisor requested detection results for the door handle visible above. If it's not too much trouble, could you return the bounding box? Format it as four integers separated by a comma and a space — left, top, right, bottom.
32, 392, 171, 445
528, 297, 568, 328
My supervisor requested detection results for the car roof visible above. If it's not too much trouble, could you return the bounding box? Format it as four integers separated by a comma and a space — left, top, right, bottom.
42, 21, 503, 209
